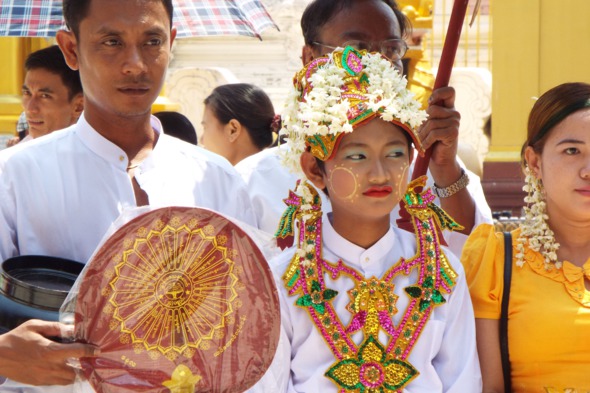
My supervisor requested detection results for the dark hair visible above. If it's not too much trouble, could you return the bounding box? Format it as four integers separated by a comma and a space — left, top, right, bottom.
522, 82, 590, 166
63, 0, 174, 37
204, 83, 277, 150
25, 45, 82, 101
301, 0, 410, 46
154, 111, 198, 145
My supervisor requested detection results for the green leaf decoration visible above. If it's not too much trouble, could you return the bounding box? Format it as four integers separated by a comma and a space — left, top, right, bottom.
296, 294, 313, 307
311, 280, 322, 292
440, 269, 454, 287
286, 269, 299, 289
274, 205, 297, 238
313, 303, 326, 315
419, 299, 431, 312
405, 286, 422, 298
431, 290, 446, 306
323, 289, 338, 301
428, 202, 464, 232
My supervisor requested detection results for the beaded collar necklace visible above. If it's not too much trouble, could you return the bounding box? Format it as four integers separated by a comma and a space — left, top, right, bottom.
276, 177, 461, 391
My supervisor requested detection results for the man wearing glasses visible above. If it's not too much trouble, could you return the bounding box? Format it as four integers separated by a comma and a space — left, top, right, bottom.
238, 0, 492, 257
310, 39, 408, 73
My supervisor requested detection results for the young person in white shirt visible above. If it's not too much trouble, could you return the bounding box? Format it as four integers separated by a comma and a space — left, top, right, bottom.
240, 0, 492, 258
271, 46, 481, 392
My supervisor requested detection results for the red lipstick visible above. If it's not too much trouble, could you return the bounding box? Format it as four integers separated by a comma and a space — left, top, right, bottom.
363, 186, 393, 198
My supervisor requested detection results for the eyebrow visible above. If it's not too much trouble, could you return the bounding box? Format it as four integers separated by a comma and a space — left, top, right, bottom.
22, 85, 54, 94
556, 138, 585, 145
340, 140, 407, 148
341, 31, 401, 41
96, 25, 167, 35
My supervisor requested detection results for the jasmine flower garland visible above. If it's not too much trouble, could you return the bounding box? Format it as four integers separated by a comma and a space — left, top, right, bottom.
516, 166, 561, 269
279, 47, 427, 177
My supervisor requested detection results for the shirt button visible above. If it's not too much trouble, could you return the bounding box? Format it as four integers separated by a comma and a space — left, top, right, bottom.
364, 257, 370, 262
119, 155, 125, 162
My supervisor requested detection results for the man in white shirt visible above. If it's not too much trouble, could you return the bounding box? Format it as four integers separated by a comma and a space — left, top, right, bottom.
5, 45, 84, 148
21, 45, 84, 141
0, 0, 278, 390
237, 0, 493, 257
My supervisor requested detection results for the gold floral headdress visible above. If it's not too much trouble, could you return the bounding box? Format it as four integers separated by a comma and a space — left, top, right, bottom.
279, 46, 428, 176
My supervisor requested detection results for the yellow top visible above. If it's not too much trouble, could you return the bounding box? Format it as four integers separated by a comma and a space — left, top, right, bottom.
462, 224, 590, 393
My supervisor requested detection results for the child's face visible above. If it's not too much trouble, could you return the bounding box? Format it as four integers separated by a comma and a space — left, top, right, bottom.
316, 118, 412, 223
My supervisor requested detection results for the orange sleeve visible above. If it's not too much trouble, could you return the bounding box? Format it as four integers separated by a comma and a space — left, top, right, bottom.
460, 223, 507, 320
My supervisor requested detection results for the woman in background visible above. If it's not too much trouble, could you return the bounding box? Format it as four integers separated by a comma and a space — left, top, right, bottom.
201, 83, 279, 165
462, 82, 590, 392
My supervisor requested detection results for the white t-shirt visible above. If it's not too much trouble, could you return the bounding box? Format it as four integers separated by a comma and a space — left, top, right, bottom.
271, 215, 482, 392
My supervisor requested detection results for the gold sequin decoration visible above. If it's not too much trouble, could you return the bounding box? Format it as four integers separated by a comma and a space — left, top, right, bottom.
332, 362, 361, 386
362, 340, 383, 363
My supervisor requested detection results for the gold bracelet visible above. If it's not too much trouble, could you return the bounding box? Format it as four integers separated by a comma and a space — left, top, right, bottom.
433, 168, 469, 198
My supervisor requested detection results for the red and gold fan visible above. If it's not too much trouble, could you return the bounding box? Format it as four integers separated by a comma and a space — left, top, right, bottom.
73, 207, 279, 393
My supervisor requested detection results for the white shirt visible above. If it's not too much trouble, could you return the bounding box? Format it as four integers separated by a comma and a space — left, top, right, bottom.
18, 134, 33, 143
0, 114, 256, 263
237, 146, 493, 257
0, 114, 289, 392
271, 216, 481, 392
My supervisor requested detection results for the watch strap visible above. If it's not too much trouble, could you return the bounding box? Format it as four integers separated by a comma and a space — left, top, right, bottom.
433, 168, 469, 198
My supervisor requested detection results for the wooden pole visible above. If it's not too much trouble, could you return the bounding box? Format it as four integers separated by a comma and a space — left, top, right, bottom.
397, 0, 471, 233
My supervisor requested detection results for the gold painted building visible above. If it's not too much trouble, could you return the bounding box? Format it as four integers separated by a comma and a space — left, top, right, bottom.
484, 0, 590, 214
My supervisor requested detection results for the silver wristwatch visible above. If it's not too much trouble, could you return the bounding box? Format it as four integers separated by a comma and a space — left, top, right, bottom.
433, 168, 470, 198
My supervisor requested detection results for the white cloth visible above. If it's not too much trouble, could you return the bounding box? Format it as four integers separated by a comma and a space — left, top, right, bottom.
18, 134, 33, 143
271, 215, 481, 392
0, 114, 289, 392
235, 145, 294, 236
237, 146, 493, 256
0, 114, 256, 263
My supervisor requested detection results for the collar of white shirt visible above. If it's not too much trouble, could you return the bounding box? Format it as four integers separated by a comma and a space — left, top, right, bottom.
75, 113, 163, 172
321, 212, 398, 271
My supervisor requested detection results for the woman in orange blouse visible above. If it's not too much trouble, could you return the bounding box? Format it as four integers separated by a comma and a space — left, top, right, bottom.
462, 82, 590, 392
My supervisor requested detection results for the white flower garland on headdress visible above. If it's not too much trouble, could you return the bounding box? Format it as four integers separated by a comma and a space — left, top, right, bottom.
515, 166, 561, 269
279, 48, 427, 177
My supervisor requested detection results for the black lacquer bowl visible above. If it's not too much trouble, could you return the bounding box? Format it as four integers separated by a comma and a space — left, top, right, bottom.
0, 255, 84, 333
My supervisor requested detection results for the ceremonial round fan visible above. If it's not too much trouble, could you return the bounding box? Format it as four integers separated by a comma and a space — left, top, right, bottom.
74, 207, 279, 393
